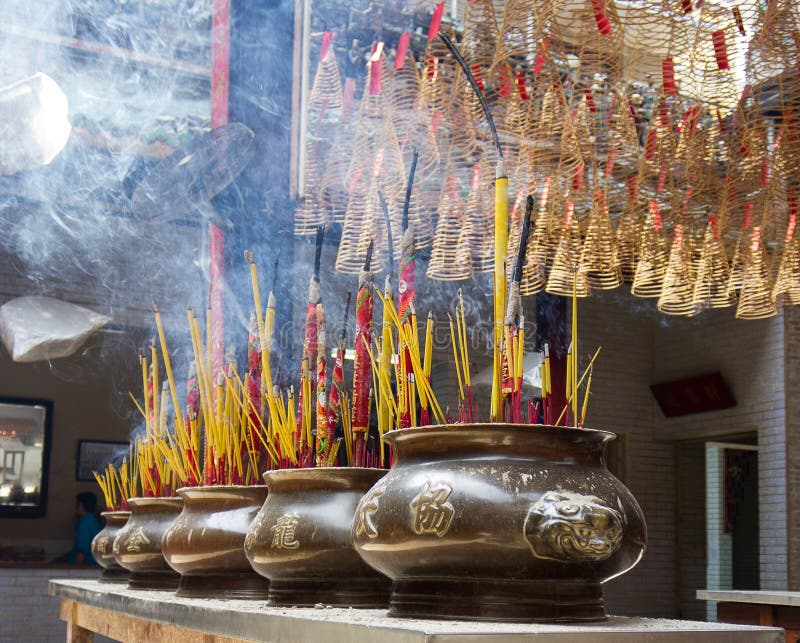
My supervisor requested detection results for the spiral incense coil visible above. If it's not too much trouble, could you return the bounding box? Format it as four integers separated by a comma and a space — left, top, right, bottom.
616, 202, 640, 283
726, 204, 755, 297
427, 175, 474, 281
657, 224, 699, 316
736, 225, 777, 319
580, 189, 622, 290
546, 201, 591, 297
632, 201, 669, 297
461, 0, 500, 79
692, 218, 735, 310
335, 172, 376, 275
320, 112, 359, 223
772, 212, 800, 305
520, 181, 558, 295
464, 161, 497, 275
492, 0, 555, 77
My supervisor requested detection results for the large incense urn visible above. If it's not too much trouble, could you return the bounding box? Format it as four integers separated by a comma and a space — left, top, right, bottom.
245, 468, 391, 607
113, 497, 182, 590
162, 485, 268, 599
92, 511, 130, 582
352, 424, 646, 622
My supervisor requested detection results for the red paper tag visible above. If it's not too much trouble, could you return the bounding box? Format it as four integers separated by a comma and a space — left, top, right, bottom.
626, 175, 639, 202
657, 163, 668, 192
426, 55, 438, 80
540, 177, 552, 209
572, 163, 584, 190
395, 32, 411, 70
584, 88, 597, 113
732, 7, 746, 35
471, 64, 485, 92
674, 223, 684, 249
743, 203, 753, 231
320, 31, 334, 61
534, 39, 549, 75
431, 108, 442, 137
343, 77, 356, 118
761, 158, 770, 186
709, 213, 719, 238
786, 214, 796, 244
428, 2, 445, 40
471, 163, 481, 192
499, 70, 512, 98
712, 30, 729, 70
517, 72, 529, 99
605, 147, 617, 177
512, 188, 526, 219
750, 225, 761, 252
681, 0, 692, 13
564, 201, 575, 227
590, 0, 613, 35
662, 57, 677, 96
649, 201, 663, 230
369, 42, 384, 96
645, 127, 657, 160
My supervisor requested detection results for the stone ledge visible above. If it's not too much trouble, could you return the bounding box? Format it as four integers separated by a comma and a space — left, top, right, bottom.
50, 579, 785, 643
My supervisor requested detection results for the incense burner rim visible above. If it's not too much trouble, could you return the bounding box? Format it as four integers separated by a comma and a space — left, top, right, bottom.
382, 423, 616, 447
127, 496, 183, 509
262, 467, 387, 491
101, 510, 130, 521
176, 484, 268, 502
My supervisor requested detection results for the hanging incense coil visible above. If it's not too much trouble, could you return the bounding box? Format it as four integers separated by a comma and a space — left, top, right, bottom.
736, 225, 777, 319
632, 201, 668, 297
427, 175, 474, 281
657, 224, 699, 316
580, 189, 622, 290
461, 0, 500, 78
492, 0, 555, 76
772, 212, 800, 305
296, 34, 345, 235
520, 179, 557, 295
727, 203, 755, 296
546, 201, 590, 297
692, 217, 734, 310
465, 161, 497, 274
335, 169, 377, 276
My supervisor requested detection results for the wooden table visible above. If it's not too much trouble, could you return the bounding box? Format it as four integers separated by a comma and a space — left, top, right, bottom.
698, 590, 800, 643
50, 579, 785, 643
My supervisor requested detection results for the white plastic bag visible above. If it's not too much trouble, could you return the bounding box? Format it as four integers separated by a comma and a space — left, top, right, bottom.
0, 296, 109, 362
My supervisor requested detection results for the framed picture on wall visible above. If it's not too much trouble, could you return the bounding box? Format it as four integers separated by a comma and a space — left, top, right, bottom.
0, 397, 53, 518
76, 440, 127, 482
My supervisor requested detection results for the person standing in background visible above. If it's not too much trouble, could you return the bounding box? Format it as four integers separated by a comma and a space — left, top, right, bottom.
70, 492, 101, 565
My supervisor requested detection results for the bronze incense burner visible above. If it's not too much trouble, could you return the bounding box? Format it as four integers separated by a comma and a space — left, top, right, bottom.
113, 497, 182, 590
245, 467, 391, 607
162, 485, 269, 599
352, 424, 646, 622
92, 511, 130, 582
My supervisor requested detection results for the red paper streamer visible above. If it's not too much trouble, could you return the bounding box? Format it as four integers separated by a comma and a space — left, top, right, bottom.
712, 30, 729, 70
590, 0, 613, 35
428, 2, 445, 40
662, 57, 677, 96
534, 39, 549, 75
395, 32, 411, 70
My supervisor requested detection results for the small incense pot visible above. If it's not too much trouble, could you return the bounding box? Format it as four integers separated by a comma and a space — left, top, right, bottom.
245, 467, 391, 607
113, 497, 182, 590
162, 485, 269, 599
92, 511, 130, 582
352, 424, 646, 622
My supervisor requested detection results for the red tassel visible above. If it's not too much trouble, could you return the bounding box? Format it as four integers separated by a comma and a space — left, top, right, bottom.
395, 32, 411, 70
712, 30, 729, 70
662, 57, 677, 96
428, 2, 445, 40
590, 0, 613, 35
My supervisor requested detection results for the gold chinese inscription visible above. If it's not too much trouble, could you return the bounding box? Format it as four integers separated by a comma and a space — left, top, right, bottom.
94, 536, 109, 555
125, 526, 151, 553
410, 480, 455, 537
270, 512, 301, 549
354, 484, 385, 539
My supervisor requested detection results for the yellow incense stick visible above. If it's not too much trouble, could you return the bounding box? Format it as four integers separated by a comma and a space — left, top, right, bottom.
555, 347, 602, 426
492, 163, 509, 421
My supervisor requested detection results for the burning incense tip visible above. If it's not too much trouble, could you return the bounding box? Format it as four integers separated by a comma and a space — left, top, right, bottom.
244, 250, 254, 263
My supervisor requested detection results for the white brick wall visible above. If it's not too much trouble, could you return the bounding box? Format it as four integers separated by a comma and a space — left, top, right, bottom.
0, 567, 114, 643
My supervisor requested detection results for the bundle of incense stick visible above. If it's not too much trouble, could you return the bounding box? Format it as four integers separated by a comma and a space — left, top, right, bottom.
93, 453, 136, 511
